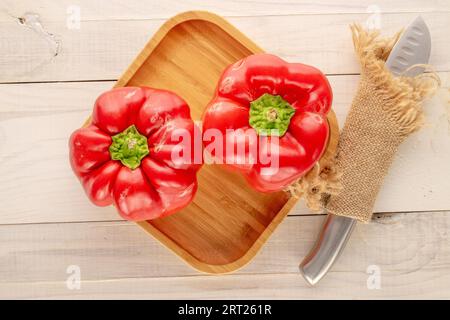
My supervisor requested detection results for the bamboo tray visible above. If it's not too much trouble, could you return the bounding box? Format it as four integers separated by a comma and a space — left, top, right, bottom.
114, 11, 339, 274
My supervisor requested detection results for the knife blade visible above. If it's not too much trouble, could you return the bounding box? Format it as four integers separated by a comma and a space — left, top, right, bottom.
299, 16, 431, 286
386, 16, 431, 76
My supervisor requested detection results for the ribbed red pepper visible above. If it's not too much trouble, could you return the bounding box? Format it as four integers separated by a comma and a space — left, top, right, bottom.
69, 87, 201, 221
202, 54, 332, 192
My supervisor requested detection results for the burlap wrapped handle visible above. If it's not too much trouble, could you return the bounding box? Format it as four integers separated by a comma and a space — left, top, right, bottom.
287, 25, 438, 222
324, 25, 439, 223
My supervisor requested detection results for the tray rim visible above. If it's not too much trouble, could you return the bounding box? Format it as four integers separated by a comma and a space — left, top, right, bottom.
114, 11, 263, 88
110, 10, 339, 274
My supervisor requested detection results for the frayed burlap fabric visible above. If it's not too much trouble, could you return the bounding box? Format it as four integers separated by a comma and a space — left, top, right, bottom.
322, 25, 439, 223
286, 160, 342, 212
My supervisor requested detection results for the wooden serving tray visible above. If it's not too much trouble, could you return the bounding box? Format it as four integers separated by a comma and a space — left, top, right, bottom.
114, 11, 339, 274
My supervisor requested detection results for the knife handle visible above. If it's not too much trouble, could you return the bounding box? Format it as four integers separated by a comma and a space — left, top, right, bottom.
299, 214, 356, 286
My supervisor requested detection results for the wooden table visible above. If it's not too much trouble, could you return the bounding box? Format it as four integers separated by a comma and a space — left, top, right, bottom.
0, 0, 449, 299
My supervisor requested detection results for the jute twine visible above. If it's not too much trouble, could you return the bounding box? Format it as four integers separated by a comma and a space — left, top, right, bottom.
288, 24, 439, 222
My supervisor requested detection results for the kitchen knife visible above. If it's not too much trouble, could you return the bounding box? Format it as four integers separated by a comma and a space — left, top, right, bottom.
299, 16, 431, 286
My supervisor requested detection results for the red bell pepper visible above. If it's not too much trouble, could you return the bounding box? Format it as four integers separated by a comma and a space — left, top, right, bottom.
202, 53, 332, 192
69, 87, 201, 221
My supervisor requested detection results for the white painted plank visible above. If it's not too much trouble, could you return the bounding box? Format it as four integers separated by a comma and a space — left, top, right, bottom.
0, 81, 119, 223
0, 74, 449, 224
1, 0, 449, 23
4, 271, 450, 299
0, 12, 449, 83
0, 212, 449, 298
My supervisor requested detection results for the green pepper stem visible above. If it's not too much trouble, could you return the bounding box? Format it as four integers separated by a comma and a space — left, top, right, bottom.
249, 93, 295, 136
109, 125, 149, 169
